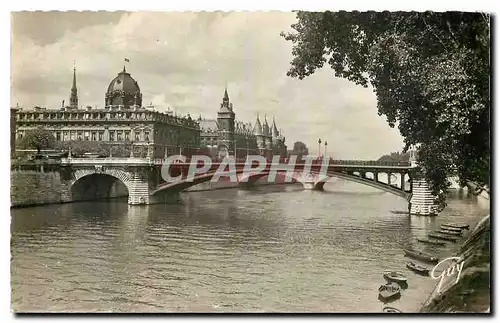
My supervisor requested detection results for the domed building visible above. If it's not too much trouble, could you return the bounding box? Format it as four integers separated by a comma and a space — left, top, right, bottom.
13, 62, 286, 160
13, 64, 200, 158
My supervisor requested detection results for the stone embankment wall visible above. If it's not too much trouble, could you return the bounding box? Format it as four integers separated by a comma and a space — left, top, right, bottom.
11, 170, 128, 207
419, 215, 490, 313
10, 171, 68, 207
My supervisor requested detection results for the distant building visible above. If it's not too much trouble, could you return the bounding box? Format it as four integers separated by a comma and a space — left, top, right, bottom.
11, 106, 18, 155
14, 63, 287, 159
199, 88, 287, 159
14, 65, 200, 158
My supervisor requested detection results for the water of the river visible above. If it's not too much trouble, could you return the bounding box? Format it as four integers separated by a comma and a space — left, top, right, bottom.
11, 179, 489, 313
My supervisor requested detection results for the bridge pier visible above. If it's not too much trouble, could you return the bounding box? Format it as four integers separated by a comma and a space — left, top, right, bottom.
148, 191, 180, 204
409, 179, 438, 216
128, 173, 151, 205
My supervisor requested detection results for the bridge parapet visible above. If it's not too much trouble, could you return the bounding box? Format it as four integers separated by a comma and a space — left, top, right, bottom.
61, 157, 156, 165
59, 156, 413, 167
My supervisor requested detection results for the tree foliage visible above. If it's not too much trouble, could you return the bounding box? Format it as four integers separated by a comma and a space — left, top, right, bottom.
17, 129, 55, 152
281, 11, 490, 210
378, 151, 411, 162
292, 141, 309, 156
54, 141, 134, 158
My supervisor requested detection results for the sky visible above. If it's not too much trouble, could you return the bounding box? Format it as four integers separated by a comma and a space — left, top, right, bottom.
10, 11, 405, 159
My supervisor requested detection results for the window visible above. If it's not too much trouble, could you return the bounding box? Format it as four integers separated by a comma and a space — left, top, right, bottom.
84, 131, 90, 141
144, 131, 150, 142
70, 131, 76, 140
109, 131, 115, 141
17, 133, 23, 139
125, 131, 130, 141
98, 131, 104, 141
91, 132, 97, 141
63, 131, 69, 141
134, 131, 140, 141
117, 131, 123, 141
56, 132, 61, 141
77, 131, 82, 141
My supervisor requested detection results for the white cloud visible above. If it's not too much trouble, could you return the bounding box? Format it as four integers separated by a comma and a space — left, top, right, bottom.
11, 11, 404, 159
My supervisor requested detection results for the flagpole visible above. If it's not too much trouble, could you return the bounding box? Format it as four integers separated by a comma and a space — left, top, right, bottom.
124, 58, 130, 71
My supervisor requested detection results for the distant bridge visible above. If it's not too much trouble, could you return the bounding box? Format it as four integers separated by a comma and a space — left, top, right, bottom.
13, 156, 437, 215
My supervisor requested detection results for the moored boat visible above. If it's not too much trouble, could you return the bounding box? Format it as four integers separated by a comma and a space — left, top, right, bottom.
436, 229, 462, 236
383, 306, 402, 313
428, 233, 458, 242
378, 282, 401, 301
403, 249, 439, 264
383, 271, 408, 283
406, 261, 430, 275
440, 225, 463, 232
443, 223, 469, 230
417, 238, 446, 246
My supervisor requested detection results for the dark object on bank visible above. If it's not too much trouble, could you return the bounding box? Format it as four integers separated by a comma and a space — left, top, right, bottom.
436, 229, 462, 236
428, 233, 458, 242
417, 238, 446, 246
443, 223, 469, 230
378, 282, 401, 301
406, 261, 430, 276
403, 249, 439, 264
383, 271, 408, 283
383, 306, 403, 313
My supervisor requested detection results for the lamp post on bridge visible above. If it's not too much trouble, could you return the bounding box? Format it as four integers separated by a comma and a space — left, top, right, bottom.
318, 138, 322, 158
324, 141, 328, 159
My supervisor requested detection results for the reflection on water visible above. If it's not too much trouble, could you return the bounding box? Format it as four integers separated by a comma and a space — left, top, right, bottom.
11, 180, 488, 312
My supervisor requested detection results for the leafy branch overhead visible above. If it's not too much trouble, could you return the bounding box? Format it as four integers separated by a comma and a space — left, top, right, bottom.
281, 11, 490, 210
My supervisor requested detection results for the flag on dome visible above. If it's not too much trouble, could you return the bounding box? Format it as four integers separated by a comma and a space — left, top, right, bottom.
124, 58, 130, 62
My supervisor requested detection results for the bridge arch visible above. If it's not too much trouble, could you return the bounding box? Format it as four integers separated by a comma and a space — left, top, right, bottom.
71, 169, 131, 202
318, 172, 410, 199
152, 169, 410, 200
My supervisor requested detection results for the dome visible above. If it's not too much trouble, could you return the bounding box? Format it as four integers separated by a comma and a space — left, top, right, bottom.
107, 67, 141, 94
105, 66, 142, 108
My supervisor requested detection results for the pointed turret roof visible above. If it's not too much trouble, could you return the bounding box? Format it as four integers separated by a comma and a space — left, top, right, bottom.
253, 114, 263, 135
262, 115, 270, 136
219, 87, 233, 113
272, 116, 279, 137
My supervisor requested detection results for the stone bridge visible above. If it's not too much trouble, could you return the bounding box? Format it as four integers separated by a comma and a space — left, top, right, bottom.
56, 157, 438, 216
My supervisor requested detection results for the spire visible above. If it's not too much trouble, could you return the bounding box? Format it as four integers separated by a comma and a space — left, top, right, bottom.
272, 116, 279, 137
72, 62, 77, 88
219, 86, 232, 112
222, 84, 229, 105
69, 63, 78, 109
253, 114, 263, 135
262, 114, 270, 136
